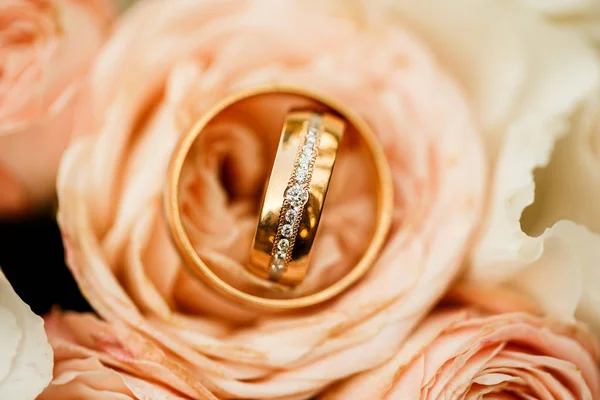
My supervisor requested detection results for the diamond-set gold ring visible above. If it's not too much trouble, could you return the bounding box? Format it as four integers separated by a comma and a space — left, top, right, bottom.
247, 111, 344, 286
164, 85, 393, 310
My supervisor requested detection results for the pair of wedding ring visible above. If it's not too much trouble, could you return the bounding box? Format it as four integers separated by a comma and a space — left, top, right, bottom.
165, 86, 392, 310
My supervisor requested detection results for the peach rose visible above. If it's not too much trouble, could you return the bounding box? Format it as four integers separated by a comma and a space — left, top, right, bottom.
323, 303, 600, 399
0, 268, 52, 399
0, 0, 113, 216
49, 0, 485, 398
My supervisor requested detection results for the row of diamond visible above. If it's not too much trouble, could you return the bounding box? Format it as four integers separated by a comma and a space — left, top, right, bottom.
268, 115, 322, 282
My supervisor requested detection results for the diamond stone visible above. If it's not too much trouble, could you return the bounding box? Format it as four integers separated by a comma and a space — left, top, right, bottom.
285, 185, 309, 207
275, 250, 287, 260
299, 153, 312, 168
302, 143, 314, 155
277, 238, 290, 251
281, 224, 293, 237
295, 168, 308, 183
285, 209, 297, 223
305, 133, 317, 145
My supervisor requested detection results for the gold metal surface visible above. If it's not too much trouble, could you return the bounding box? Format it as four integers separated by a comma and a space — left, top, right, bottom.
248, 111, 345, 286
164, 85, 393, 310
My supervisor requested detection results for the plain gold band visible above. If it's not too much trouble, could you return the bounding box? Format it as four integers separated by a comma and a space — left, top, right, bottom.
164, 85, 393, 310
248, 111, 345, 286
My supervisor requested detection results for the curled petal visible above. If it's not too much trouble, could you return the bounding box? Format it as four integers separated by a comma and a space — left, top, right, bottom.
406, 0, 600, 338
0, 268, 53, 399
471, 92, 600, 337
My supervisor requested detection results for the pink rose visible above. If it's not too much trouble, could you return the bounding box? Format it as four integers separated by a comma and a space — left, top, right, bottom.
0, 0, 112, 215
41, 292, 600, 400
47, 0, 485, 398
40, 312, 217, 399
324, 303, 600, 399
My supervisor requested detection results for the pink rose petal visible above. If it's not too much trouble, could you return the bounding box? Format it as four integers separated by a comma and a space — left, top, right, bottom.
324, 307, 600, 399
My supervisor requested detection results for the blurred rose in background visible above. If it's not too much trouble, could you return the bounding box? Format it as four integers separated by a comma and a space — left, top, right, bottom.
0, 0, 113, 216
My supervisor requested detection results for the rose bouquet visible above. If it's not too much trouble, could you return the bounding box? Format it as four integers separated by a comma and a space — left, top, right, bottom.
1, 0, 600, 399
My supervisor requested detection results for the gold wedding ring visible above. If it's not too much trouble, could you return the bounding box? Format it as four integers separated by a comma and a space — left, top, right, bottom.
165, 85, 393, 310
248, 111, 344, 286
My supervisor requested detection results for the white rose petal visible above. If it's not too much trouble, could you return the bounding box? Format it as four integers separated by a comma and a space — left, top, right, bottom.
518, 0, 593, 15
0, 268, 53, 400
505, 94, 600, 334
384, 0, 600, 336
509, 221, 600, 332
521, 94, 600, 237
517, 0, 600, 46
389, 0, 599, 163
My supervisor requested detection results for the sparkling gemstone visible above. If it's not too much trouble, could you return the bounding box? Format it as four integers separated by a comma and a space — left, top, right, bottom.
299, 153, 312, 168
302, 143, 314, 155
278, 238, 290, 251
305, 133, 317, 145
285, 208, 297, 223
275, 250, 287, 260
281, 224, 293, 238
295, 168, 308, 183
285, 185, 309, 207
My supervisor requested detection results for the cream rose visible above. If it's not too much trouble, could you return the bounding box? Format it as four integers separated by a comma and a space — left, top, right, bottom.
369, 0, 600, 338
0, 0, 112, 215
47, 0, 485, 398
440, 0, 600, 337
0, 268, 53, 399
517, 0, 600, 46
